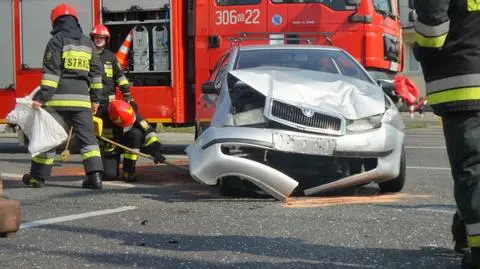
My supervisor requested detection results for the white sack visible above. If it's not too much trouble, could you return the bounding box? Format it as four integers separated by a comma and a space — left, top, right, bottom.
6, 96, 68, 156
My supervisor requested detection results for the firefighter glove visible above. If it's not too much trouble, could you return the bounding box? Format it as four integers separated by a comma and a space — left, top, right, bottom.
152, 151, 166, 164
142, 141, 165, 164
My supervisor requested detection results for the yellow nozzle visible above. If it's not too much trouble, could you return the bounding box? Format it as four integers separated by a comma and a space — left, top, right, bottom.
92, 116, 103, 137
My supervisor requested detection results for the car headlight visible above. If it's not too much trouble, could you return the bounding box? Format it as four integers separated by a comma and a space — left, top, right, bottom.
233, 107, 268, 126
346, 114, 383, 132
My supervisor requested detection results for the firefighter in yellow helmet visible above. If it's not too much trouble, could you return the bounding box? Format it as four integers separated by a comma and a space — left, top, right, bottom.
90, 24, 165, 182
22, 3, 104, 189
413, 0, 480, 268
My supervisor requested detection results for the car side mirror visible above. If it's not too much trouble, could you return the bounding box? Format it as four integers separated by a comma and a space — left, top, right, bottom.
201, 81, 219, 94
408, 10, 417, 22
346, 0, 361, 5
377, 79, 399, 102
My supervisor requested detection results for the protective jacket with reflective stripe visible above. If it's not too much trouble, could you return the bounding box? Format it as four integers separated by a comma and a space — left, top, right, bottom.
413, 0, 480, 115
129, 111, 158, 146
34, 32, 104, 110
99, 49, 131, 104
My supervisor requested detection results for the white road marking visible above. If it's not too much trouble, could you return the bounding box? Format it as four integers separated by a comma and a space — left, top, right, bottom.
164, 155, 189, 159
0, 173, 23, 179
417, 208, 455, 214
405, 146, 446, 149
20, 206, 137, 229
102, 181, 135, 188
407, 166, 450, 170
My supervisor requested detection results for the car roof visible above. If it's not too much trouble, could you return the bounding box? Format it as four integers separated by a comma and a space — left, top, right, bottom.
237, 44, 342, 51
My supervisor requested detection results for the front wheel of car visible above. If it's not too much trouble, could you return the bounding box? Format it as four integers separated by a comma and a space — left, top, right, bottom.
219, 176, 246, 197
378, 147, 406, 193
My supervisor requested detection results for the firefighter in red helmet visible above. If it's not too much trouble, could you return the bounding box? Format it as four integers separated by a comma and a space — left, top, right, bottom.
22, 3, 105, 189
101, 100, 165, 182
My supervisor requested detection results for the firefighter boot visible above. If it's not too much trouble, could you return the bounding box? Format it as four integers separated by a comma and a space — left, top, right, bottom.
462, 249, 480, 269
82, 172, 103, 190
122, 172, 137, 183
22, 174, 44, 188
452, 211, 469, 255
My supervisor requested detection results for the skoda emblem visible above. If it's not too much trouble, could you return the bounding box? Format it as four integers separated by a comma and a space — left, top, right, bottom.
302, 108, 315, 118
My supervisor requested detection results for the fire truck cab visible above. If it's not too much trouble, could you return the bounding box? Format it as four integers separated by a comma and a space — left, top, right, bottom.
195, 0, 403, 133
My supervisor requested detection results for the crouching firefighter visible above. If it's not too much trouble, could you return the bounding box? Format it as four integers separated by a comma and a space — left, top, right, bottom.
102, 100, 166, 182
22, 3, 104, 189
413, 0, 480, 268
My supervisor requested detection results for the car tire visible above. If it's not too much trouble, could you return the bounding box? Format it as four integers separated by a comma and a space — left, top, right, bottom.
219, 176, 246, 197
378, 147, 406, 193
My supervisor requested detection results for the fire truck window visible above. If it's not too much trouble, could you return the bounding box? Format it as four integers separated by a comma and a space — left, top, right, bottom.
21, 0, 93, 69
216, 0, 261, 6
0, 0, 14, 88
373, 0, 393, 16
270, 0, 349, 10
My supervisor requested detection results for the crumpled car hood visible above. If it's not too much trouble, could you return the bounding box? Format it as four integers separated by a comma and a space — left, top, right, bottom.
228, 67, 386, 120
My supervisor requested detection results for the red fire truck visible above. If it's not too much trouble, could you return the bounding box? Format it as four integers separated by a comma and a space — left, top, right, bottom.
0, 0, 403, 137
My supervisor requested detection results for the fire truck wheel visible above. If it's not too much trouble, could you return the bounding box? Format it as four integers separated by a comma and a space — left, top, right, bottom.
378, 147, 406, 193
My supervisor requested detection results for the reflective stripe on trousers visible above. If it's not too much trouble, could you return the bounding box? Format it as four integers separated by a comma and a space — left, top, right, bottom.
81, 145, 101, 160
467, 223, 480, 247
124, 152, 139, 161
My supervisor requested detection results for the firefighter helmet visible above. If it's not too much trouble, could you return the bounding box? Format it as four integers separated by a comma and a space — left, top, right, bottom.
108, 100, 136, 128
90, 24, 111, 38
50, 3, 78, 24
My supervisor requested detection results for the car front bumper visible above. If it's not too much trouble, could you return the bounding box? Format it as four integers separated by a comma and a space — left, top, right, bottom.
185, 123, 404, 201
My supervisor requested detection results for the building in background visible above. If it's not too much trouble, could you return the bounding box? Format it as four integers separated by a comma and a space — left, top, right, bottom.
398, 0, 426, 97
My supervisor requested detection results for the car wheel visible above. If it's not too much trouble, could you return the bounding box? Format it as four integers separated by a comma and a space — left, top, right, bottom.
378, 147, 406, 193
219, 176, 246, 197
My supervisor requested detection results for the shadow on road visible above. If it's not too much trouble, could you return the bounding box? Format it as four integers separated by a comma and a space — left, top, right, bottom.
2, 224, 460, 269
2, 162, 428, 205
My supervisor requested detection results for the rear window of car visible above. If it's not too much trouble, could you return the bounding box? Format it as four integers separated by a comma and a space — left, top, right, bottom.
270, 0, 352, 11
235, 48, 371, 83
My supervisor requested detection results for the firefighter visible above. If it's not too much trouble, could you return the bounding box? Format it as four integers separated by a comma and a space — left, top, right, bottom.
22, 3, 104, 189
89, 24, 133, 106
104, 100, 166, 182
413, 1, 480, 268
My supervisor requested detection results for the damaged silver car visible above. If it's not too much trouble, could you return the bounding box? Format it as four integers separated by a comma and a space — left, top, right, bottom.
185, 45, 406, 201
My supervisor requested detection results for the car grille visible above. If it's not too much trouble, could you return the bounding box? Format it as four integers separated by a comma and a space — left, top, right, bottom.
270, 100, 342, 132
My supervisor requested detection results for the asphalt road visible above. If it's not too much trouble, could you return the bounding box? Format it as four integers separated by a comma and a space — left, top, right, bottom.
0, 124, 462, 269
